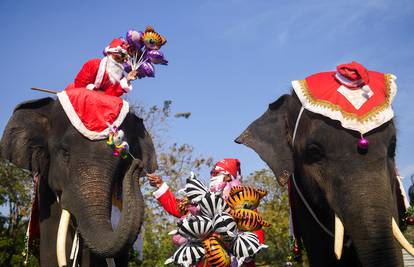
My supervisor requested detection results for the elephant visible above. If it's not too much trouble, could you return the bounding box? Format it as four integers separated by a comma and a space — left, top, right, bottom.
1, 97, 157, 266
236, 93, 413, 267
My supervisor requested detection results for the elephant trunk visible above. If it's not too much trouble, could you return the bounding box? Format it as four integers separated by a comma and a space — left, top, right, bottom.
62, 160, 144, 258
337, 167, 403, 267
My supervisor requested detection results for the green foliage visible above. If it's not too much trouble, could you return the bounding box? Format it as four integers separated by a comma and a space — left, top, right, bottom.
0, 158, 39, 266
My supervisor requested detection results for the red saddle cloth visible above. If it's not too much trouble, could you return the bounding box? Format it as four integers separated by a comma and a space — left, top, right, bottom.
292, 61, 397, 134
57, 85, 130, 140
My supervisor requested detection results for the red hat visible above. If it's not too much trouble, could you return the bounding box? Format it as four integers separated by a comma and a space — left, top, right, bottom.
335, 61, 370, 88
104, 38, 128, 55
211, 158, 241, 179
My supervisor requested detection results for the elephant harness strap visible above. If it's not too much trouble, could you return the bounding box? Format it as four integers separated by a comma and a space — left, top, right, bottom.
289, 106, 334, 238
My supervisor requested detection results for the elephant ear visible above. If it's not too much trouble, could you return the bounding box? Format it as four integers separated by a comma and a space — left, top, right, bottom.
235, 94, 295, 186
123, 113, 158, 174
1, 97, 54, 174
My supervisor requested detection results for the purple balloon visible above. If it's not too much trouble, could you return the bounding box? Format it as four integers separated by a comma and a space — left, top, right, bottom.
144, 49, 168, 65
126, 29, 143, 50
137, 62, 155, 78
123, 62, 132, 73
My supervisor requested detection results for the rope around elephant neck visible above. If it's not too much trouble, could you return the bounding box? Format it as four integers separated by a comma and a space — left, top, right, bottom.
291, 106, 334, 238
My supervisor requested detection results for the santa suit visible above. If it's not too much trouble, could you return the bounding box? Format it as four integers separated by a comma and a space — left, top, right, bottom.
68, 56, 132, 97
153, 183, 265, 267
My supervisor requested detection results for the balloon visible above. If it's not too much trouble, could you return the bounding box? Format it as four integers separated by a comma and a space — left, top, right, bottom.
212, 212, 238, 240
178, 172, 208, 204
126, 29, 143, 50
144, 49, 168, 65
199, 192, 230, 218
231, 232, 268, 266
226, 186, 267, 210
123, 62, 132, 73
229, 209, 270, 231
137, 62, 155, 78
165, 242, 205, 267
142, 27, 166, 50
202, 236, 231, 267
169, 215, 213, 240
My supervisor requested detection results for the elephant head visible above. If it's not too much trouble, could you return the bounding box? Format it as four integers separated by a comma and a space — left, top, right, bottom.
236, 93, 412, 267
1, 97, 157, 266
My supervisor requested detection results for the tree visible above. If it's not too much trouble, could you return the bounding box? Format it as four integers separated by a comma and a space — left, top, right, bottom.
0, 157, 39, 266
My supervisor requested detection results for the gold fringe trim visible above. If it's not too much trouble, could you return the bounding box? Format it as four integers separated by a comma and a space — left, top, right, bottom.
297, 74, 394, 123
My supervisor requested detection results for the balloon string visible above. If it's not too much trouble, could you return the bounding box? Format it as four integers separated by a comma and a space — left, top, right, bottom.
134, 48, 147, 71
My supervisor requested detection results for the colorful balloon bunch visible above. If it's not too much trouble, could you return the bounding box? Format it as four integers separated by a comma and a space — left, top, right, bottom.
165, 174, 268, 267
125, 26, 167, 79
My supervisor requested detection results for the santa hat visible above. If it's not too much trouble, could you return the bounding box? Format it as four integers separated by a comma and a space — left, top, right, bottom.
335, 61, 370, 89
104, 38, 128, 55
210, 158, 241, 179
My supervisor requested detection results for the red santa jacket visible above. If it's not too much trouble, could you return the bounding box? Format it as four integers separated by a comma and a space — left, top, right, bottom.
72, 57, 131, 97
154, 183, 264, 267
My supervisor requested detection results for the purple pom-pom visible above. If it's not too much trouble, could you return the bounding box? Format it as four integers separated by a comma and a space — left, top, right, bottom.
358, 138, 369, 150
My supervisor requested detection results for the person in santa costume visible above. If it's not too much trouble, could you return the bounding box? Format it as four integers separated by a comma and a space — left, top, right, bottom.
147, 158, 265, 267
66, 38, 137, 97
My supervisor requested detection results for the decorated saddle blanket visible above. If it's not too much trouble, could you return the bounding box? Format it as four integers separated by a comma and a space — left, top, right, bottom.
57, 85, 130, 140
292, 61, 397, 134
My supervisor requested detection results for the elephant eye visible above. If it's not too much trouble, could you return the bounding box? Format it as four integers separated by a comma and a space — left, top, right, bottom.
60, 146, 70, 162
305, 143, 325, 163
388, 137, 396, 158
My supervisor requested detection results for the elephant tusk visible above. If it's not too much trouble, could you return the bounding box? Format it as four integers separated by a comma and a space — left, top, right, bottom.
106, 258, 116, 267
392, 217, 414, 257
334, 214, 344, 260
57, 209, 71, 267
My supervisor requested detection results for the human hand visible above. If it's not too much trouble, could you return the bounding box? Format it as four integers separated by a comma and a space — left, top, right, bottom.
127, 70, 138, 81
147, 173, 163, 188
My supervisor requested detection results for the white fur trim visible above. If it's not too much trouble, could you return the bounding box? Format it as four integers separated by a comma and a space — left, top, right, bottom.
292, 74, 397, 134
56, 90, 130, 140
120, 77, 132, 92
94, 57, 107, 89
86, 84, 95, 90
335, 72, 363, 88
153, 182, 169, 199
105, 46, 127, 55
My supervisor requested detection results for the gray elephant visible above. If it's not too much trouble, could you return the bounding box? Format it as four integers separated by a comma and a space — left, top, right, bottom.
1, 97, 157, 266
236, 92, 413, 267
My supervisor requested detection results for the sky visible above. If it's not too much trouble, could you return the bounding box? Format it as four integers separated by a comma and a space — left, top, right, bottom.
1, 0, 414, 190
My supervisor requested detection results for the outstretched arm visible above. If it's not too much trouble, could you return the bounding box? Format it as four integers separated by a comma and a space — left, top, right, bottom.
147, 174, 182, 218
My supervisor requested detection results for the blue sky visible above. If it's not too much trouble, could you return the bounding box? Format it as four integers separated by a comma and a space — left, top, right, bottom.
1, 0, 414, 190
